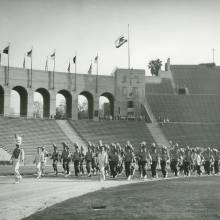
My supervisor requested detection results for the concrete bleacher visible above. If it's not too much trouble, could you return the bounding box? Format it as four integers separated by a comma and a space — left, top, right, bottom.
161, 123, 220, 148
145, 78, 174, 94
171, 65, 220, 94
145, 64, 220, 147
70, 120, 154, 150
146, 94, 220, 123
0, 117, 73, 163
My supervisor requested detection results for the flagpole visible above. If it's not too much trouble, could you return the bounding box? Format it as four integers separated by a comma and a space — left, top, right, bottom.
127, 24, 130, 69
53, 49, 56, 89
30, 46, 33, 88
68, 58, 71, 91
74, 52, 77, 91
23, 53, 25, 69
212, 48, 215, 63
7, 42, 10, 85
96, 53, 98, 93
45, 56, 48, 72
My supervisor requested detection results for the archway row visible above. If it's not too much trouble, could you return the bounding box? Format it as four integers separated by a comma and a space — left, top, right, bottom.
1, 86, 114, 119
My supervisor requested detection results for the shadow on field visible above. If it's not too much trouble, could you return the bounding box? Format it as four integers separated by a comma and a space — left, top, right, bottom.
23, 176, 220, 220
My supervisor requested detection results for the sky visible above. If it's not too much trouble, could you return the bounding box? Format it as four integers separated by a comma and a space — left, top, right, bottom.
0, 0, 220, 76
0, 0, 220, 114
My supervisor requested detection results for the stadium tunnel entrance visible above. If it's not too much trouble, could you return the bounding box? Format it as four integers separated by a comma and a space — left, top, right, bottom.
34, 88, 50, 118
0, 86, 4, 115
56, 90, 72, 119
11, 86, 28, 117
99, 92, 114, 119
78, 91, 93, 119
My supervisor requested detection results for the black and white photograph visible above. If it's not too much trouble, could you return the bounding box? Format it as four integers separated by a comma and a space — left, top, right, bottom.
0, 0, 220, 219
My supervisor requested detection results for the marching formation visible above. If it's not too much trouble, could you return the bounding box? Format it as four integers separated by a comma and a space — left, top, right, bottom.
11, 135, 220, 184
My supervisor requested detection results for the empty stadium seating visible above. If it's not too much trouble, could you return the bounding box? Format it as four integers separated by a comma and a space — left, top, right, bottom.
145, 78, 174, 94
69, 120, 154, 149
161, 123, 220, 148
171, 65, 220, 94
145, 65, 220, 147
146, 94, 220, 123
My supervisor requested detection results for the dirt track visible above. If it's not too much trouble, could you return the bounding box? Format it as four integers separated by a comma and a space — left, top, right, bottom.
0, 176, 139, 220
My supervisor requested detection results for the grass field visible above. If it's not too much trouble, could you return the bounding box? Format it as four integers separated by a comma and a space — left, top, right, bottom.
24, 176, 220, 220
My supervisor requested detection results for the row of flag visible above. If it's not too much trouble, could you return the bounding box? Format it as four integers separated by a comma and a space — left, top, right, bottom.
0, 34, 128, 73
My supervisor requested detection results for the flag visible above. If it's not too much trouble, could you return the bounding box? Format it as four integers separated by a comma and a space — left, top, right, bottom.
115, 35, 127, 48
50, 52, 55, 59
73, 56, 76, 64
27, 49, 32, 57
23, 57, 25, 69
3, 46, 9, 54
45, 58, 48, 71
67, 62, 70, 72
88, 63, 92, 74
94, 55, 98, 63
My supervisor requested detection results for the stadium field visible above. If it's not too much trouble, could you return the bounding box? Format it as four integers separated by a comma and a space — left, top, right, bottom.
23, 176, 220, 220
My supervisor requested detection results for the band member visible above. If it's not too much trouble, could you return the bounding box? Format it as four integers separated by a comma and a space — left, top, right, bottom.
33, 146, 44, 179
183, 146, 191, 176
124, 144, 136, 180
41, 146, 48, 176
195, 148, 203, 176
85, 146, 93, 177
104, 144, 110, 176
72, 144, 81, 176
51, 144, 59, 175
203, 147, 213, 175
11, 134, 24, 184
190, 148, 197, 175
137, 143, 143, 178
91, 144, 98, 174
109, 144, 119, 178
97, 145, 108, 181
79, 146, 85, 175
150, 143, 159, 178
178, 148, 184, 175
116, 143, 123, 175
61, 142, 71, 176
160, 146, 169, 178
140, 143, 152, 179
213, 149, 219, 175
170, 143, 179, 176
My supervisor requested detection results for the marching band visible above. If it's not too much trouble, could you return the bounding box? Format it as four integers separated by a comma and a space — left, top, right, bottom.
11, 136, 220, 184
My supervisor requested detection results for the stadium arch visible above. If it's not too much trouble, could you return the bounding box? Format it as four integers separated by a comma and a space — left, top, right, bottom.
35, 88, 50, 118
78, 91, 94, 119
12, 86, 28, 117
56, 89, 72, 118
0, 85, 4, 115
99, 92, 114, 118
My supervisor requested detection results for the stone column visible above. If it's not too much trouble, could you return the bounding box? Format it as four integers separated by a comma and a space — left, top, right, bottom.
27, 89, 34, 118
93, 94, 99, 121
113, 99, 120, 119
49, 90, 56, 118
3, 86, 11, 116
71, 91, 78, 120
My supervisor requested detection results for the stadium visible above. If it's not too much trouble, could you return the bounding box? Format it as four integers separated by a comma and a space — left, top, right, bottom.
1, 1, 220, 220
0, 61, 220, 220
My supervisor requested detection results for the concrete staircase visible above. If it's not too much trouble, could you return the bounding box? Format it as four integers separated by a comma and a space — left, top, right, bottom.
143, 98, 157, 123
56, 120, 87, 148
147, 123, 170, 147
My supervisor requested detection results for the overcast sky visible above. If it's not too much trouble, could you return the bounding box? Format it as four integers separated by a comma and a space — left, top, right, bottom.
0, 0, 220, 76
